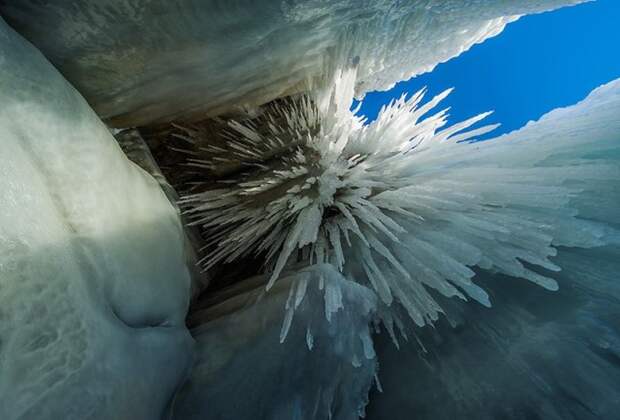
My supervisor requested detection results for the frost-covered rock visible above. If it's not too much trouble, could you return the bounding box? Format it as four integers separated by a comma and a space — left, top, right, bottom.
0, 17, 193, 420
174, 264, 377, 420
0, 0, 584, 127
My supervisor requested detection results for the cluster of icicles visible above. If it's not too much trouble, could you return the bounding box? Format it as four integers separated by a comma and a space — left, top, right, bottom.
177, 67, 606, 339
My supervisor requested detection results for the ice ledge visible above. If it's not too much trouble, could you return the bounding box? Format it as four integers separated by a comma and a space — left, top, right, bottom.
0, 0, 587, 127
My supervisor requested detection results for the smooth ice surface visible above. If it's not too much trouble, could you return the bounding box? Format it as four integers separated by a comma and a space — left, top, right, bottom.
0, 0, 584, 127
173, 264, 377, 420
114, 129, 209, 297
0, 17, 193, 420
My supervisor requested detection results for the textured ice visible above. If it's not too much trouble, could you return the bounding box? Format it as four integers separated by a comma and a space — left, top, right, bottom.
149, 75, 620, 419
367, 79, 620, 419
178, 64, 619, 336
369, 245, 620, 420
0, 2, 617, 419
0, 17, 193, 420
114, 128, 209, 297
0, 0, 584, 127
174, 264, 377, 420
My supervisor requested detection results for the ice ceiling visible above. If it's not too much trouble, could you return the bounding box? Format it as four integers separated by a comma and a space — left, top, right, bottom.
2, 1, 619, 420
0, 0, 585, 127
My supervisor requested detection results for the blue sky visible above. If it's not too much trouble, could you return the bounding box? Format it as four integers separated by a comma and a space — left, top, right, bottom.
355, 0, 620, 139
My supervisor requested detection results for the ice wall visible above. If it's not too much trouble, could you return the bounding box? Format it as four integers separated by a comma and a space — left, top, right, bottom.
368, 244, 620, 420
173, 265, 378, 420
0, 2, 614, 419
367, 79, 620, 420
0, 17, 193, 420
0, 0, 585, 127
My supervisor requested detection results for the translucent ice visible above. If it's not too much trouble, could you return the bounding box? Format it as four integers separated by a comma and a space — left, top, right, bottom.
0, 17, 193, 420
367, 78, 620, 419
0, 2, 616, 419
178, 64, 619, 334
369, 245, 620, 420
0, 0, 585, 127
174, 264, 377, 420
178, 74, 618, 420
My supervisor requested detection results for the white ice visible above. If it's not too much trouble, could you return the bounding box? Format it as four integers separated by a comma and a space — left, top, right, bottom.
0, 17, 193, 420
181, 62, 620, 336
175, 264, 377, 420
1, 1, 617, 419
0, 0, 585, 127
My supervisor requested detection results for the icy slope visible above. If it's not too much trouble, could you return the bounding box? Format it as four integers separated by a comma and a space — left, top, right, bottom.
0, 17, 193, 420
0, 0, 584, 127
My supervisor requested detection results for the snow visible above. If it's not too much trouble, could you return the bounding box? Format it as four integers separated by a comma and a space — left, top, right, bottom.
0, 17, 193, 420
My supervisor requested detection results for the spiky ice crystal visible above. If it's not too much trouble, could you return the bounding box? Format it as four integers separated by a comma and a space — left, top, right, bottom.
179, 68, 617, 338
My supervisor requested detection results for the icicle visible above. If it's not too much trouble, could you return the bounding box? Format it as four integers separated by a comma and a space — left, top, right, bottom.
306, 328, 314, 350
178, 67, 618, 336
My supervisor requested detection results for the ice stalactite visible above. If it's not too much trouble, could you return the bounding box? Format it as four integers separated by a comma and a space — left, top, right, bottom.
174, 264, 378, 420
178, 68, 618, 339
367, 80, 620, 420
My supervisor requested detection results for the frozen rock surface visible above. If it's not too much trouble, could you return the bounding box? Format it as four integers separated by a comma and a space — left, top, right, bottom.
0, 0, 584, 127
173, 264, 377, 420
0, 17, 193, 420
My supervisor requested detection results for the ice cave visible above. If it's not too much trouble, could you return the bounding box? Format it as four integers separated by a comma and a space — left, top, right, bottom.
0, 1, 619, 419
